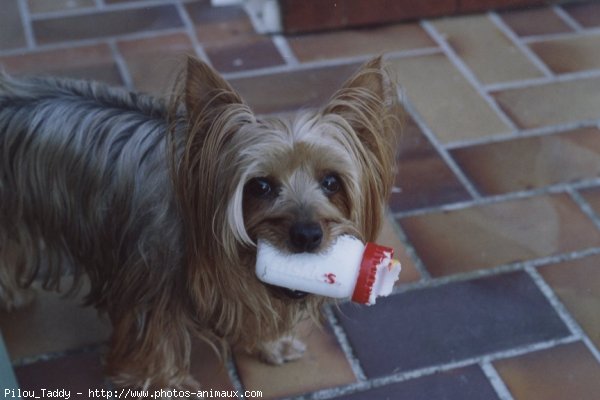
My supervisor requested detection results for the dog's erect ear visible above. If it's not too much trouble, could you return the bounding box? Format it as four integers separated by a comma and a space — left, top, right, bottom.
185, 57, 243, 114
324, 56, 397, 138
322, 56, 400, 242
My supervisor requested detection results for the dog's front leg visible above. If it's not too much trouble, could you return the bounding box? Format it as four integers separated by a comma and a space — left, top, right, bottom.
105, 307, 199, 396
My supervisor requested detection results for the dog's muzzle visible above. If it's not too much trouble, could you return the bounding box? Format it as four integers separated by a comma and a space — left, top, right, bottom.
266, 284, 309, 300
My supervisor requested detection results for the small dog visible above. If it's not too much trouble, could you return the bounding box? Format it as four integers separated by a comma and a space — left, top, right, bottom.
0, 56, 398, 390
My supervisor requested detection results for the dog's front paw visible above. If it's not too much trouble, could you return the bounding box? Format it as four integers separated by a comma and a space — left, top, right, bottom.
257, 335, 307, 365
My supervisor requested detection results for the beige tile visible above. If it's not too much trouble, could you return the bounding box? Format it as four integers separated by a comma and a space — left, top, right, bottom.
432, 15, 543, 84
399, 194, 600, 276
451, 127, 600, 195
540, 254, 600, 350
118, 33, 194, 95
388, 54, 511, 144
531, 33, 600, 74
234, 319, 356, 399
495, 342, 600, 400
0, 280, 111, 361
493, 76, 600, 129
288, 23, 436, 63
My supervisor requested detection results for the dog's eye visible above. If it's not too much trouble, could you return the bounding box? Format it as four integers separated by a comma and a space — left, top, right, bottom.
321, 174, 341, 195
245, 177, 273, 198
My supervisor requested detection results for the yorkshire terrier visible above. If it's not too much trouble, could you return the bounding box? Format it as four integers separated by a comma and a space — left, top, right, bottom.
0, 56, 398, 391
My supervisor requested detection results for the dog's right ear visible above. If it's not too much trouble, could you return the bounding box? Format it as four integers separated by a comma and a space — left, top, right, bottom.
184, 57, 243, 115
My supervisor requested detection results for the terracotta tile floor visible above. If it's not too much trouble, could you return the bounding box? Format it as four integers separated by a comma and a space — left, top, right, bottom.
1, 1, 600, 399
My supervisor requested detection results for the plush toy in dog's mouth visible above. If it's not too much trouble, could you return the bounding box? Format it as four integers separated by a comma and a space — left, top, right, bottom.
256, 235, 401, 305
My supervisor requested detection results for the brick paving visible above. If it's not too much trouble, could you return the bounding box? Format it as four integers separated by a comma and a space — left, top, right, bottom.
1, 1, 600, 399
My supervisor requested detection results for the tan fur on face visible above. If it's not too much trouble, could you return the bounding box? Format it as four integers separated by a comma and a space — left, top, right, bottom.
172, 56, 399, 351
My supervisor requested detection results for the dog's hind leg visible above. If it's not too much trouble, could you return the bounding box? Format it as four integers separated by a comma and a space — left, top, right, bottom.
0, 239, 36, 311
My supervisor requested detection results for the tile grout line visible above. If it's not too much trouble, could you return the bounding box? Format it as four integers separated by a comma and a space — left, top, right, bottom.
400, 92, 482, 200
292, 335, 578, 400
443, 119, 600, 151
567, 187, 600, 233
420, 20, 518, 133
385, 212, 432, 281
488, 12, 554, 78
322, 305, 368, 382
392, 176, 600, 220
524, 265, 600, 365
271, 35, 300, 66
174, 0, 211, 64
552, 4, 584, 32
108, 39, 134, 90
480, 361, 515, 400
224, 354, 247, 399
484, 68, 600, 92
16, 0, 36, 49
389, 246, 600, 299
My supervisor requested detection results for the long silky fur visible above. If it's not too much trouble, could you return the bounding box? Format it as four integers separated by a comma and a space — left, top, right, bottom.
0, 56, 398, 389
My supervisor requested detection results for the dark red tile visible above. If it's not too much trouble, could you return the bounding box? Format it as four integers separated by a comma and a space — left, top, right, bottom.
459, 0, 546, 13
501, 6, 573, 36
229, 63, 358, 114
278, 0, 456, 33
205, 36, 285, 73
33, 6, 183, 44
336, 366, 499, 400
391, 115, 471, 212
0, 44, 122, 85
15, 351, 105, 393
335, 271, 569, 378
563, 2, 600, 28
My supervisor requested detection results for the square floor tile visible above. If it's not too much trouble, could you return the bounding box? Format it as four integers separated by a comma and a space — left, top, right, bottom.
432, 14, 543, 84
494, 342, 600, 400
500, 7, 573, 36
388, 54, 511, 144
450, 127, 600, 195
579, 186, 600, 217
539, 254, 600, 350
336, 366, 499, 400
205, 36, 285, 73
118, 33, 194, 94
32, 6, 183, 44
492, 76, 600, 129
391, 115, 472, 212
335, 271, 569, 378
0, 44, 122, 85
15, 351, 105, 392
563, 2, 600, 28
398, 194, 600, 276
27, 0, 95, 14
234, 319, 356, 399
288, 23, 435, 63
530, 33, 600, 74
229, 63, 358, 114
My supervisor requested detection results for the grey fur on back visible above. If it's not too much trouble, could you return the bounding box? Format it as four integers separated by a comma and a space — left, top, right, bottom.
0, 74, 185, 307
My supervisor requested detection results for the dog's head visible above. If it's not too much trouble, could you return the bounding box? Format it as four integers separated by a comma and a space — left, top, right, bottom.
173, 56, 399, 339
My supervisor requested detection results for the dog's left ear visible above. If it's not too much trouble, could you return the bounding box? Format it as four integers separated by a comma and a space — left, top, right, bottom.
323, 56, 400, 241
184, 56, 244, 115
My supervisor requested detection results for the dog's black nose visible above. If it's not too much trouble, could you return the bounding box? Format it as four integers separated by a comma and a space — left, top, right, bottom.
289, 222, 323, 252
